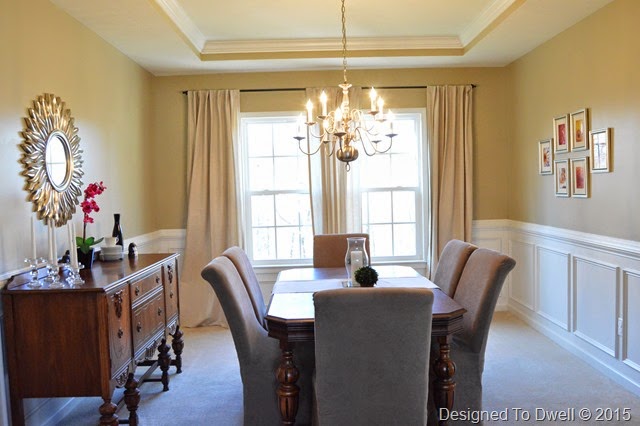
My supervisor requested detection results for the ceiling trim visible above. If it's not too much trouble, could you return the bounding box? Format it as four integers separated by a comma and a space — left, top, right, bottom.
201, 36, 463, 55
460, 0, 519, 45
153, 0, 206, 50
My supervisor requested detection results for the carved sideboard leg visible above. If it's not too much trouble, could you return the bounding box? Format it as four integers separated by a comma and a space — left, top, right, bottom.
433, 335, 457, 426
275, 341, 299, 426
158, 338, 171, 391
124, 372, 141, 426
99, 399, 118, 426
171, 325, 184, 374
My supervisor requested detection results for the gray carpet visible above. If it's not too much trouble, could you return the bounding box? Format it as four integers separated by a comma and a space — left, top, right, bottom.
55, 311, 640, 425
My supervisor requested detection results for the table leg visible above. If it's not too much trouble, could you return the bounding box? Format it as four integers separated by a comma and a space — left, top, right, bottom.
99, 398, 118, 426
157, 338, 171, 391
124, 372, 141, 426
275, 340, 300, 425
433, 335, 456, 426
171, 325, 185, 374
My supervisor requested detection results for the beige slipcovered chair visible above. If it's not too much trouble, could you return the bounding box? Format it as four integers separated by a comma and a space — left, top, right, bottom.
314, 287, 434, 426
431, 248, 516, 425
201, 256, 315, 425
313, 233, 370, 268
432, 239, 478, 297
223, 246, 267, 328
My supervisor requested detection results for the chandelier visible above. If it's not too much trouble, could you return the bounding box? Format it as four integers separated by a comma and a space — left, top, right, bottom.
294, 0, 397, 171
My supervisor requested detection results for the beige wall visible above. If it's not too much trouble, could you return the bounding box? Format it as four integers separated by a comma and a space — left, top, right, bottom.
0, 0, 154, 273
151, 67, 512, 229
508, 0, 640, 240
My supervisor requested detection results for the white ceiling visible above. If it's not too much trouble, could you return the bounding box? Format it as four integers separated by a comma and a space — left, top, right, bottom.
50, 0, 614, 76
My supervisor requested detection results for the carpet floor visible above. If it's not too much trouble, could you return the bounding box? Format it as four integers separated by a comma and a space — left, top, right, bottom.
55, 311, 640, 425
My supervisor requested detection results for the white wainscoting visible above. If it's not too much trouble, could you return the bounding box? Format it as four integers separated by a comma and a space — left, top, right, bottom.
473, 220, 640, 396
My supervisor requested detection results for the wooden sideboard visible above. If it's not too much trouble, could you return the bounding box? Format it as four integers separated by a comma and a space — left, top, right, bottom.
2, 253, 183, 426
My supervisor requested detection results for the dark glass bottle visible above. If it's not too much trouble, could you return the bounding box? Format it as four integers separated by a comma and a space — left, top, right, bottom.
112, 213, 124, 247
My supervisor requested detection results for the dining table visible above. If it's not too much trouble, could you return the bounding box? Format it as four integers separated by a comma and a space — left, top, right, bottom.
265, 265, 466, 426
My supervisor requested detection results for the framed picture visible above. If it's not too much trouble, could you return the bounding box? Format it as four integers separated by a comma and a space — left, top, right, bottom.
538, 139, 553, 174
553, 115, 569, 153
590, 127, 611, 173
554, 159, 569, 197
571, 157, 589, 198
570, 108, 589, 151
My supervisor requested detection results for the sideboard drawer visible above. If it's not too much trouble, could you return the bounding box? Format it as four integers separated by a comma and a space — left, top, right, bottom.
130, 270, 163, 306
132, 289, 166, 353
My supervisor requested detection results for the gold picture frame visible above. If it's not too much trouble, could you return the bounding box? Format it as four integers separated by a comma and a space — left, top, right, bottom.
538, 139, 553, 175
570, 108, 589, 151
571, 157, 589, 198
553, 115, 569, 153
554, 159, 569, 197
590, 127, 611, 173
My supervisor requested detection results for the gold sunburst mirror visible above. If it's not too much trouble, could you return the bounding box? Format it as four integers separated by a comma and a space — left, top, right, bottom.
19, 93, 84, 227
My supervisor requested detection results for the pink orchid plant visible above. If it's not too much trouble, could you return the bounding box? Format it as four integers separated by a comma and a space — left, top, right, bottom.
76, 181, 107, 254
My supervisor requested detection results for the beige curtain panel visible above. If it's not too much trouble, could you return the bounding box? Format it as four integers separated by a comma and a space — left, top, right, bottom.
427, 85, 474, 277
181, 89, 241, 327
305, 86, 362, 235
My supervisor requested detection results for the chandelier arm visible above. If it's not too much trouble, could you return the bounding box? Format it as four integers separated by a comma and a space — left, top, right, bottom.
297, 138, 324, 156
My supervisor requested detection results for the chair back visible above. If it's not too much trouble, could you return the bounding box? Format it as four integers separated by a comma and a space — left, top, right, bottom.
223, 246, 267, 328
313, 287, 434, 425
433, 239, 477, 297
201, 256, 281, 425
454, 248, 516, 353
313, 233, 370, 268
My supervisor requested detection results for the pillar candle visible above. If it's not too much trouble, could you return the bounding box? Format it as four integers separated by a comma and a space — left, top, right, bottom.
350, 250, 363, 279
31, 216, 37, 259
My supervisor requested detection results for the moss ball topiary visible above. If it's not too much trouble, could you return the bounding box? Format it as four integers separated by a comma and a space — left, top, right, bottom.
354, 266, 378, 287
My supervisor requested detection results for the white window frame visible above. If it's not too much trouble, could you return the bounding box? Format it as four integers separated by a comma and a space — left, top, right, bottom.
357, 108, 427, 264
238, 112, 313, 267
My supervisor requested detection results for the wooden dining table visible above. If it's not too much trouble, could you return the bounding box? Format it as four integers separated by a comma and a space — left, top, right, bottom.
265, 265, 466, 426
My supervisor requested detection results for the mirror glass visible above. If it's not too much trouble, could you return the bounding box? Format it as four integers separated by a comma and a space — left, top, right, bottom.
45, 132, 71, 191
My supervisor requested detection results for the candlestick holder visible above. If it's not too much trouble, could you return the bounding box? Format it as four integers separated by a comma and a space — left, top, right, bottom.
24, 257, 45, 288
45, 260, 64, 288
66, 263, 85, 287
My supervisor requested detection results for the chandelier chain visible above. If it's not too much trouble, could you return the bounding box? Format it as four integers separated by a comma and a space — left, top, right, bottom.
341, 0, 348, 84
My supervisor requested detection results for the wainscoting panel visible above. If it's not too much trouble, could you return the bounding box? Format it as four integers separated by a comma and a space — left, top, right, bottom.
509, 239, 536, 310
536, 246, 570, 330
573, 256, 618, 357
623, 270, 640, 372
485, 219, 640, 396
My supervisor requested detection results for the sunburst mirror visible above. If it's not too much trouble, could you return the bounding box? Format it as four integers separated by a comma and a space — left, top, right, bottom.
19, 93, 84, 227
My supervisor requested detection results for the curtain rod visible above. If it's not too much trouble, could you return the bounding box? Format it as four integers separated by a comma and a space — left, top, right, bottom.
181, 84, 476, 95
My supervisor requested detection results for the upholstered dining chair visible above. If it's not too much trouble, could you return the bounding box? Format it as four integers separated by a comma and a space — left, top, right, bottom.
201, 256, 315, 425
431, 248, 516, 424
313, 287, 434, 426
222, 246, 267, 328
432, 239, 478, 297
313, 233, 370, 268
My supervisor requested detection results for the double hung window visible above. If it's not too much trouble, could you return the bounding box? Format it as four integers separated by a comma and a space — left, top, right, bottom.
239, 109, 426, 265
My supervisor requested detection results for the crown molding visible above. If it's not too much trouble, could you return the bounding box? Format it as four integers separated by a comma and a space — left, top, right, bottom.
460, 0, 520, 45
153, 0, 207, 51
202, 36, 462, 55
